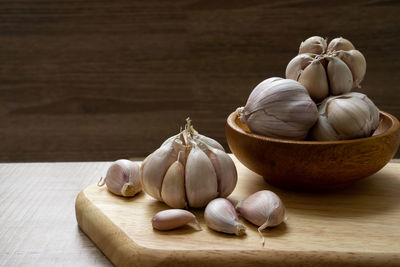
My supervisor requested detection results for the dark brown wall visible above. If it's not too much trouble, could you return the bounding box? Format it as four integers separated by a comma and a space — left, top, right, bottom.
1, 0, 399, 162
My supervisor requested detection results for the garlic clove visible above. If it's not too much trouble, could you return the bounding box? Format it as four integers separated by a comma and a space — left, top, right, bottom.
240, 78, 318, 140
204, 198, 246, 236
152, 209, 202, 231
101, 159, 142, 197
140, 138, 178, 201
203, 144, 237, 198
285, 53, 315, 81
298, 59, 329, 103
161, 152, 187, 209
310, 92, 380, 141
299, 36, 327, 55
326, 56, 353, 95
194, 133, 225, 152
185, 145, 218, 208
336, 50, 366, 88
236, 190, 285, 245
327, 37, 355, 52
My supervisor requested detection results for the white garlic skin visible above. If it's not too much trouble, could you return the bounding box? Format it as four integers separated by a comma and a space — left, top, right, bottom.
140, 119, 238, 208
240, 77, 318, 140
104, 159, 142, 197
204, 198, 246, 236
299, 36, 327, 54
310, 92, 380, 141
236, 190, 285, 228
185, 145, 218, 208
287, 36, 367, 97
152, 209, 201, 231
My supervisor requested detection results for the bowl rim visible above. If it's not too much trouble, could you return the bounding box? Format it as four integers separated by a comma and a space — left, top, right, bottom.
227, 110, 400, 145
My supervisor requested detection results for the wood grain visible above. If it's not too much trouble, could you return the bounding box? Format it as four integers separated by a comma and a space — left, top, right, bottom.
0, 162, 112, 266
0, 0, 399, 161
76, 156, 400, 266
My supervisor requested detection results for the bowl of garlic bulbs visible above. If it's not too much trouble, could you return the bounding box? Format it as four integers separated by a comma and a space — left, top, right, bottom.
226, 36, 400, 190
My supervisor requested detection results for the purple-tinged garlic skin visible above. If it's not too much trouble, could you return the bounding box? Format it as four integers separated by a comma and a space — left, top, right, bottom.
204, 198, 246, 236
103, 159, 141, 197
236, 190, 285, 228
151, 209, 201, 231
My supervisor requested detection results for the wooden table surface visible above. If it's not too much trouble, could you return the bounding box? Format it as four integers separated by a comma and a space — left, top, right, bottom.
1, 158, 400, 266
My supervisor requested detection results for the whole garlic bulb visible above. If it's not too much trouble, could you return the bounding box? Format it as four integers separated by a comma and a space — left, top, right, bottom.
286, 36, 367, 102
140, 118, 238, 208
310, 92, 379, 141
239, 77, 318, 140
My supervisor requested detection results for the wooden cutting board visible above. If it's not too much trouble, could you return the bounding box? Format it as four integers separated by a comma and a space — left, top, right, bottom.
75, 156, 400, 267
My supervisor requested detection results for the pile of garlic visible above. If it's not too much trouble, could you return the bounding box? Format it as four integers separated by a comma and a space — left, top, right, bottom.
140, 118, 237, 208
286, 36, 366, 102
240, 36, 380, 141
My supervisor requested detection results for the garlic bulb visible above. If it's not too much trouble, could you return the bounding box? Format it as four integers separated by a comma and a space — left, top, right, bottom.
204, 198, 246, 236
310, 92, 380, 141
239, 77, 318, 140
98, 159, 142, 197
286, 36, 367, 101
152, 209, 201, 231
140, 118, 237, 208
236, 190, 285, 245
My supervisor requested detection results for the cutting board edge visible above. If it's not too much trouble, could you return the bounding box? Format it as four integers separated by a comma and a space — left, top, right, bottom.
75, 186, 400, 267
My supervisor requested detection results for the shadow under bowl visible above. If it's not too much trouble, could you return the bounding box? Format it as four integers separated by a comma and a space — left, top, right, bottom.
226, 110, 400, 191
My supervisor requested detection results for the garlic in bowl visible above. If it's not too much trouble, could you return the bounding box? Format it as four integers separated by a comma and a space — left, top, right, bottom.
226, 110, 400, 190
225, 111, 400, 190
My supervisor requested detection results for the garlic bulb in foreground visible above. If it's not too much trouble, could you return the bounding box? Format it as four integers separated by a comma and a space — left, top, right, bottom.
286, 36, 367, 101
310, 92, 379, 141
239, 77, 318, 140
236, 190, 285, 245
140, 118, 237, 208
98, 159, 142, 197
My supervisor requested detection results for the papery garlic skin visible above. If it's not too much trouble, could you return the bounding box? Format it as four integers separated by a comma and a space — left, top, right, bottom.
327, 37, 355, 52
310, 92, 380, 141
101, 159, 142, 197
152, 209, 201, 231
185, 145, 218, 208
161, 153, 186, 209
326, 56, 353, 95
140, 139, 178, 201
299, 36, 327, 54
236, 190, 285, 245
204, 198, 246, 236
286, 36, 367, 97
336, 50, 366, 88
140, 119, 238, 208
240, 78, 318, 140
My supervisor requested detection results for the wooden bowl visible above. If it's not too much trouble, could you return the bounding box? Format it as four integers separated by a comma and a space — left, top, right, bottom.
226, 110, 400, 190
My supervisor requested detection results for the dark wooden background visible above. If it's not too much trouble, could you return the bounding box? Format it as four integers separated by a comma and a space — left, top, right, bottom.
1, 0, 399, 162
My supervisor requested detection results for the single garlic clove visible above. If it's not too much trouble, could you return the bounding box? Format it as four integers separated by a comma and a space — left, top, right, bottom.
327, 37, 355, 52
236, 190, 285, 245
161, 152, 187, 209
310, 92, 380, 141
285, 53, 315, 81
204, 198, 246, 236
240, 78, 318, 140
140, 138, 178, 201
298, 59, 329, 103
185, 145, 218, 208
152, 209, 202, 231
194, 133, 225, 152
203, 144, 237, 198
326, 56, 353, 95
298, 36, 327, 55
101, 159, 142, 197
336, 50, 366, 88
